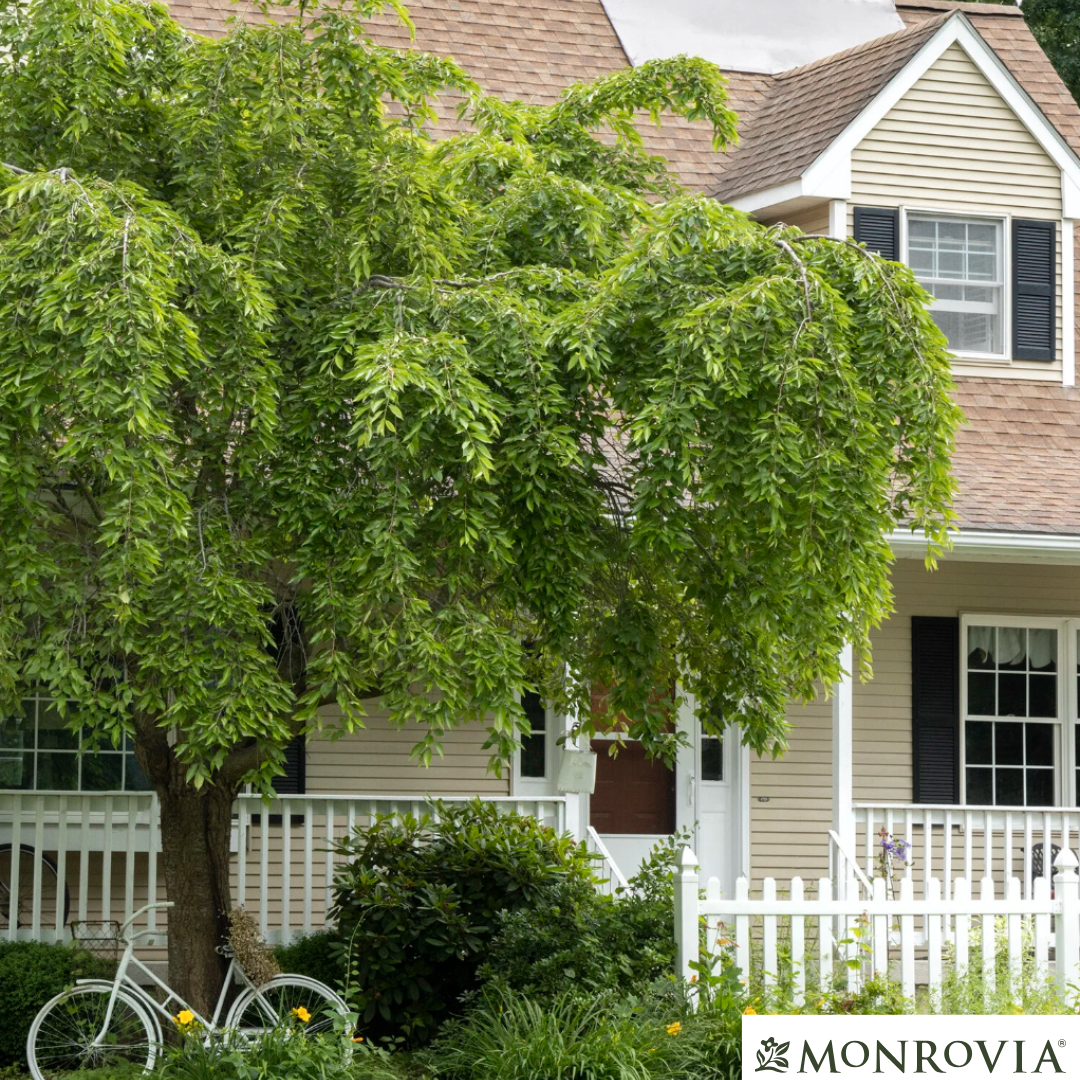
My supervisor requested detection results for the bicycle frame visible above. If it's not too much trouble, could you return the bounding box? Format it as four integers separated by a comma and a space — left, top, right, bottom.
84, 902, 258, 1048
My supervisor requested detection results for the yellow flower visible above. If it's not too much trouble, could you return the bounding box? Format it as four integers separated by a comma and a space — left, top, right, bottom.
352, 1036, 365, 1043
291, 1006, 311, 1023
666, 1022, 682, 1036
743, 1006, 757, 1015
174, 1010, 195, 1027
816, 1000, 825, 1009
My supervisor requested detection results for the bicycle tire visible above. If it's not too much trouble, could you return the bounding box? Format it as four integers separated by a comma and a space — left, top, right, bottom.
27, 981, 161, 1080
0, 843, 71, 931
225, 974, 349, 1039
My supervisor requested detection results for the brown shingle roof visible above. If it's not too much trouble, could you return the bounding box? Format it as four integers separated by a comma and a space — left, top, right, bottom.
950, 378, 1080, 535
164, 0, 765, 192
711, 15, 947, 201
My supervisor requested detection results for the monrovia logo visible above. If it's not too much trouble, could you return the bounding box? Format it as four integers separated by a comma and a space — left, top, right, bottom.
743, 1017, 1078, 1077
757, 1036, 791, 1072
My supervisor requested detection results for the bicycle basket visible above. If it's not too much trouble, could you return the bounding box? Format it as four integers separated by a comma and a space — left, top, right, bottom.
70, 919, 121, 963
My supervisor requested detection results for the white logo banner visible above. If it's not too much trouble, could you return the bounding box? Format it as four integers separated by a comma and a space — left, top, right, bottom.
742, 1016, 1080, 1076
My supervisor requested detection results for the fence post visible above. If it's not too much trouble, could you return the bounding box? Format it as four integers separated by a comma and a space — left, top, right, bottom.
1054, 849, 1080, 992
675, 846, 700, 984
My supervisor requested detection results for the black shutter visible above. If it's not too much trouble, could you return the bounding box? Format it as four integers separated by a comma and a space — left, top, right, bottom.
1012, 219, 1056, 361
853, 206, 900, 261
912, 616, 960, 804
272, 735, 306, 795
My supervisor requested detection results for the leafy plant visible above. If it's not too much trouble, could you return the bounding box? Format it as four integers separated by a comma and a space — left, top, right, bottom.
480, 833, 684, 1004
0, 941, 114, 1068
330, 800, 596, 1043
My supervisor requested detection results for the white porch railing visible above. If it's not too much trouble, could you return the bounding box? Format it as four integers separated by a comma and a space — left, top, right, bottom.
585, 825, 631, 896
855, 804, 1080, 901
675, 847, 1080, 1004
0, 791, 569, 946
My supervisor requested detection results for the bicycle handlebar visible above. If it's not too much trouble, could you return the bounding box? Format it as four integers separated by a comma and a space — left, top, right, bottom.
119, 900, 174, 938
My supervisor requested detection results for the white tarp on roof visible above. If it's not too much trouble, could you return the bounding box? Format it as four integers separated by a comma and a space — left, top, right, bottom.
599, 0, 906, 75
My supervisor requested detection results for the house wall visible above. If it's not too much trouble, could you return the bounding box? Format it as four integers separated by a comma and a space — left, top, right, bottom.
760, 202, 831, 235
849, 41, 1065, 382
306, 703, 508, 796
749, 558, 1080, 888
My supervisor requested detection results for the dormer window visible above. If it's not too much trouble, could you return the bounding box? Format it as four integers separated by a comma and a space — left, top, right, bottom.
853, 206, 1057, 365
907, 214, 1004, 357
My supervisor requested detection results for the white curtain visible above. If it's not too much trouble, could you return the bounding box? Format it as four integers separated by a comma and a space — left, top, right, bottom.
968, 625, 994, 666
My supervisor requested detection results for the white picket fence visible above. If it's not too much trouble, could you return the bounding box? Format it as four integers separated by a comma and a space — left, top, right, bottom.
674, 846, 1080, 1005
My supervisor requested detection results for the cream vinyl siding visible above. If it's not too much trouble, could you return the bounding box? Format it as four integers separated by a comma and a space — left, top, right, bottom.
306, 703, 508, 796
749, 558, 1080, 888
849, 41, 1064, 380
760, 202, 831, 235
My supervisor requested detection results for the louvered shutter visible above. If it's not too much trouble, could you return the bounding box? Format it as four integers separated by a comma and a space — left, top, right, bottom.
272, 735, 306, 795
1012, 219, 1056, 361
912, 616, 960, 804
853, 206, 900, 261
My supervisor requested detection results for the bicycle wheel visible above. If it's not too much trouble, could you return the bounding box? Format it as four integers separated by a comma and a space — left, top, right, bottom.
27, 981, 160, 1080
0, 843, 71, 931
225, 975, 348, 1039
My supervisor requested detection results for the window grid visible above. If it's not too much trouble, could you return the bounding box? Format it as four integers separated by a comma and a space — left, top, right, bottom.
0, 694, 148, 792
907, 214, 1005, 356
700, 720, 723, 783
964, 624, 1058, 808
519, 690, 547, 779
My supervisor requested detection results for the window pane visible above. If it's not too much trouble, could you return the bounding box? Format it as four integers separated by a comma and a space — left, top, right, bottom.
0, 752, 33, 789
1026, 723, 1055, 767
1027, 770, 1055, 807
998, 674, 1026, 718
1030, 629, 1057, 672
998, 628, 1026, 669
968, 673, 995, 715
124, 753, 151, 792
966, 721, 993, 765
520, 734, 546, 779
0, 713, 33, 749
967, 767, 993, 804
996, 769, 1024, 806
1029, 675, 1057, 718
701, 736, 723, 782
36, 752, 78, 791
968, 627, 995, 668
37, 705, 78, 750
81, 754, 123, 791
995, 721, 1024, 764
522, 691, 546, 733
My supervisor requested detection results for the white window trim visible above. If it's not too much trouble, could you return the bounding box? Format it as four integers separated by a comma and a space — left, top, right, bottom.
959, 614, 1078, 807
511, 695, 558, 796
902, 207, 1012, 364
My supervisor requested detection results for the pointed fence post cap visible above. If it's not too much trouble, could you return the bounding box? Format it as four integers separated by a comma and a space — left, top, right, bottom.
678, 846, 699, 870
1054, 848, 1079, 873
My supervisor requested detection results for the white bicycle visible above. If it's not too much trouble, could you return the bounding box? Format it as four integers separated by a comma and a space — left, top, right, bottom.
26, 901, 349, 1079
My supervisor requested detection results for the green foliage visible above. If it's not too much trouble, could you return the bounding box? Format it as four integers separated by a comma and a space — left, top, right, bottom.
479, 834, 683, 1003
0, 941, 114, 1067
330, 800, 596, 1043
0, 0, 958, 797
423, 983, 741, 1080
1019, 0, 1080, 107
162, 1026, 404, 1080
275, 930, 344, 987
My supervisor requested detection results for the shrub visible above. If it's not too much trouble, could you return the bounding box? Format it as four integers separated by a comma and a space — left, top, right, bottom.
330, 799, 596, 1044
0, 940, 113, 1067
480, 854, 677, 1002
274, 930, 343, 987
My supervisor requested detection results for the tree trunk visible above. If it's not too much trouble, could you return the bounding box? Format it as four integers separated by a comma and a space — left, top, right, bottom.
156, 779, 237, 1016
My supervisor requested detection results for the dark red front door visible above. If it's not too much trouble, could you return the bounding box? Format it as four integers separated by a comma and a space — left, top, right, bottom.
589, 740, 675, 834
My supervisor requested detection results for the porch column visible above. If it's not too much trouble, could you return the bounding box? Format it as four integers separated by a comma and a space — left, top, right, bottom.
832, 642, 855, 897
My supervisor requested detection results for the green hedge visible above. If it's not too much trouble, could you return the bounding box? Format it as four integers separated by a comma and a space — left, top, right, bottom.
0, 941, 114, 1068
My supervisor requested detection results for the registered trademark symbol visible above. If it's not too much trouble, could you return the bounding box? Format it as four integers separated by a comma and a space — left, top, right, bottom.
1059, 1040, 1066, 1048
